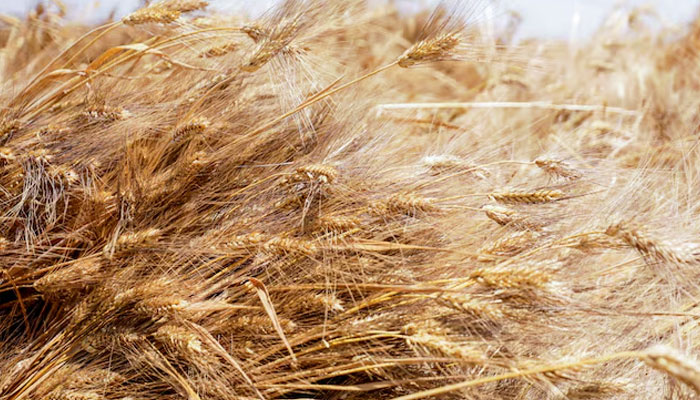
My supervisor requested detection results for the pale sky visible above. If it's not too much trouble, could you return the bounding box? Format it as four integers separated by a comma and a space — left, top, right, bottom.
2, 1, 698, 40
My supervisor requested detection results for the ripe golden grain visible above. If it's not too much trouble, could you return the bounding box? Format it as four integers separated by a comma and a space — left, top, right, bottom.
398, 32, 462, 67
489, 189, 565, 205
644, 345, 700, 393
605, 222, 696, 265
534, 158, 581, 180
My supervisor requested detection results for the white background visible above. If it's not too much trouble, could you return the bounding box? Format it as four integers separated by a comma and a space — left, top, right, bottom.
2, 1, 697, 40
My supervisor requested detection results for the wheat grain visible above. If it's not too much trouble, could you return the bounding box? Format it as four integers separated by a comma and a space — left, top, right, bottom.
317, 215, 361, 232
199, 41, 238, 58
477, 231, 539, 258
398, 32, 462, 68
295, 164, 338, 184
489, 189, 565, 205
605, 222, 696, 265
534, 158, 581, 180
644, 345, 700, 393
172, 117, 209, 143
154, 324, 204, 355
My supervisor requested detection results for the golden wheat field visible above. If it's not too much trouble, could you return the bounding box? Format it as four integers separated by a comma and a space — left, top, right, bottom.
3, 0, 700, 398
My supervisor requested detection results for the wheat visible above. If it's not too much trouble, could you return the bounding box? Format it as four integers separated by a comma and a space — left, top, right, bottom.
2, 1, 700, 399
534, 158, 581, 180
172, 117, 209, 143
103, 228, 162, 259
0, 119, 21, 144
154, 324, 204, 355
122, 0, 207, 25
34, 259, 102, 300
384, 193, 439, 215
82, 105, 130, 121
478, 230, 539, 258
437, 294, 512, 322
198, 41, 238, 58
605, 222, 696, 265
317, 214, 361, 232
123, 7, 181, 25
398, 32, 462, 68
242, 24, 267, 42
134, 296, 190, 320
263, 236, 318, 256
405, 329, 486, 362
469, 265, 551, 289
489, 189, 565, 204
0, 147, 15, 163
644, 345, 700, 393
295, 164, 338, 184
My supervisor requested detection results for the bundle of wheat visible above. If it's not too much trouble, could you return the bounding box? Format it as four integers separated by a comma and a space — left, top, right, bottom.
1, 0, 700, 399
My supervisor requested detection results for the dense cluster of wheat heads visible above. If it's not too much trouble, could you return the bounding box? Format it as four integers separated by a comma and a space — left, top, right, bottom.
2, 0, 700, 399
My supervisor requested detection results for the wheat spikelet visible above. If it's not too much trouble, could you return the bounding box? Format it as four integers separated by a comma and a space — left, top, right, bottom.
82, 105, 130, 122
242, 24, 267, 42
47, 165, 79, 185
295, 164, 338, 184
26, 148, 54, 164
0, 237, 9, 252
223, 232, 269, 249
172, 117, 209, 143
405, 329, 486, 362
34, 259, 102, 300
398, 32, 462, 68
242, 17, 301, 72
122, 0, 207, 25
263, 236, 317, 256
134, 296, 190, 320
0, 147, 15, 164
565, 382, 629, 399
644, 345, 700, 393
421, 154, 463, 171
482, 204, 517, 225
499, 72, 530, 90
81, 325, 144, 351
478, 231, 539, 258
199, 41, 238, 58
383, 193, 439, 215
123, 8, 180, 25
317, 214, 361, 232
175, 150, 209, 181
605, 222, 696, 265
242, 40, 286, 72
48, 389, 102, 400
163, 0, 209, 13
71, 368, 125, 387
559, 232, 622, 251
292, 292, 345, 313
0, 119, 21, 144
154, 324, 204, 355
437, 294, 511, 322
482, 204, 542, 230
148, 60, 173, 74
420, 154, 485, 177
469, 265, 551, 289
489, 189, 565, 205
103, 228, 161, 260
534, 158, 581, 180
